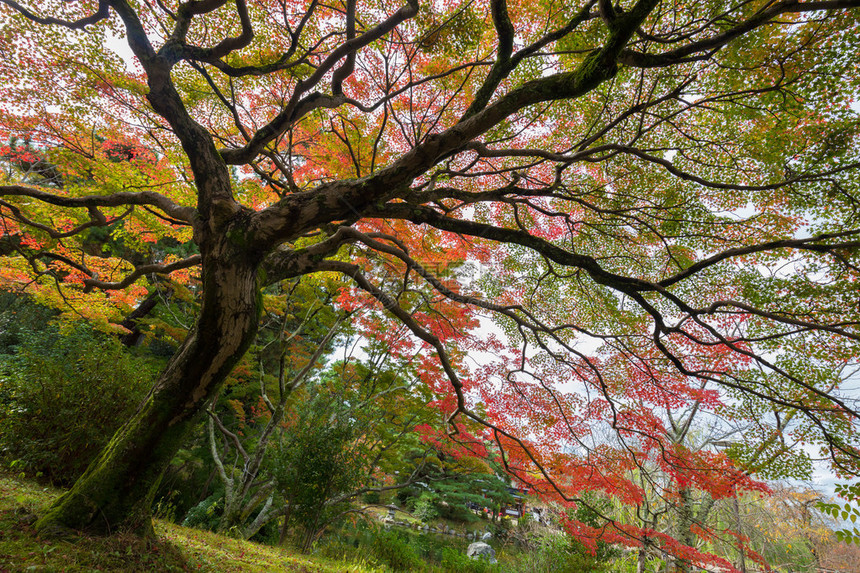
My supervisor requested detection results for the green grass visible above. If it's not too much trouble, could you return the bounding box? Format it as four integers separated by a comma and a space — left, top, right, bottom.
0, 472, 381, 572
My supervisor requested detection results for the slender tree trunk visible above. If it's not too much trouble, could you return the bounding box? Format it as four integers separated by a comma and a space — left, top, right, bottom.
301, 511, 323, 554
242, 494, 279, 540
279, 504, 293, 546
35, 243, 262, 536
637, 537, 649, 573
675, 487, 694, 573
199, 467, 217, 504
733, 495, 746, 573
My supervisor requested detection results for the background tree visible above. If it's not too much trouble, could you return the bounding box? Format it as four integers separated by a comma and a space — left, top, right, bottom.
0, 3, 858, 571
269, 343, 447, 551
395, 431, 515, 525
739, 484, 837, 571
204, 279, 346, 538
270, 389, 363, 552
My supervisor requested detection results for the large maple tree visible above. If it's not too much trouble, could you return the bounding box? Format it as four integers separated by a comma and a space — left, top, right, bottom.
0, 0, 858, 566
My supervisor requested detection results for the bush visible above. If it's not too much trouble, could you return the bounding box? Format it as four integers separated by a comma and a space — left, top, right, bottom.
317, 522, 494, 572
412, 492, 439, 523
0, 294, 58, 354
0, 324, 158, 484
500, 532, 608, 573
440, 546, 500, 573
182, 493, 224, 531
369, 527, 424, 571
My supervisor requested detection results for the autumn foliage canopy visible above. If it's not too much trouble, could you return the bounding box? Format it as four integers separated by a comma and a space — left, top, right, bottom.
0, 0, 858, 570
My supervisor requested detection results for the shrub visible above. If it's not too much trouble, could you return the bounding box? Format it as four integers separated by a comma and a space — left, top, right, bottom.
0, 324, 158, 484
271, 391, 364, 552
500, 532, 608, 573
369, 527, 424, 571
412, 491, 439, 523
440, 546, 500, 573
182, 493, 224, 531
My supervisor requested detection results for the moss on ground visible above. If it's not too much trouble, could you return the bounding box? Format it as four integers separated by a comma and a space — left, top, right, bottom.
0, 472, 379, 572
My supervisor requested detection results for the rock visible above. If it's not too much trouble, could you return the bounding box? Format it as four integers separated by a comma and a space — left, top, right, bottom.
466, 542, 497, 564
481, 531, 492, 541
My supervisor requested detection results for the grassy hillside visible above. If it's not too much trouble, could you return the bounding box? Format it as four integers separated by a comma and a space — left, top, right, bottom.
0, 473, 380, 572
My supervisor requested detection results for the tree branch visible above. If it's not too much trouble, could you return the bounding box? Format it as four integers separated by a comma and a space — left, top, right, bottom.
83, 255, 202, 290
0, 0, 110, 29
0, 185, 197, 224
619, 0, 860, 68
219, 0, 420, 165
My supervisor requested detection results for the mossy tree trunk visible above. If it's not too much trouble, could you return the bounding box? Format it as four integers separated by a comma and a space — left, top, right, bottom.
32, 1, 272, 536
35, 224, 263, 536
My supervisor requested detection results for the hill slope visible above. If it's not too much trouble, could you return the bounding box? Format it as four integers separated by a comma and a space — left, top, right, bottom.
0, 473, 379, 572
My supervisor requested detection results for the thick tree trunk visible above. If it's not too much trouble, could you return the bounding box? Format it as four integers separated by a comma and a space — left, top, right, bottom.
35, 244, 261, 536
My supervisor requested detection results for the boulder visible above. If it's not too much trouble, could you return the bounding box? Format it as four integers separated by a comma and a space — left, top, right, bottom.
481, 531, 492, 541
466, 541, 497, 564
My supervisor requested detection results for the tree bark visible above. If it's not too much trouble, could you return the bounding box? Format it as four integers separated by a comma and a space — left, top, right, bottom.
733, 496, 746, 573
35, 238, 262, 536
675, 486, 694, 573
